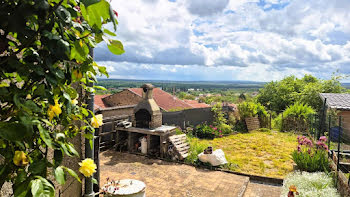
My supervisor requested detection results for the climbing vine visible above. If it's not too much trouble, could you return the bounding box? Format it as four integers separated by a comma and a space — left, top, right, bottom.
0, 0, 123, 196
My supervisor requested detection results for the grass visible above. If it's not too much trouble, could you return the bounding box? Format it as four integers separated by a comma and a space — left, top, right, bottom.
187, 130, 298, 178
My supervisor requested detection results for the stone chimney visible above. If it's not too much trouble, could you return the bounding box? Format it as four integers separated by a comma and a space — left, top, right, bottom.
132, 84, 162, 129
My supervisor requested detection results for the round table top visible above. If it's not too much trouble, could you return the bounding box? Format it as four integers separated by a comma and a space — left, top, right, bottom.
103, 179, 146, 195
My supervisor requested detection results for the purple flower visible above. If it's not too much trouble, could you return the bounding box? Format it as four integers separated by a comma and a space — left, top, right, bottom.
307, 149, 311, 154
297, 145, 301, 152
219, 134, 223, 137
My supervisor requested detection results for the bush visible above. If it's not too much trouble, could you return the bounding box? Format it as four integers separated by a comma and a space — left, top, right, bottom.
281, 171, 339, 197
211, 103, 233, 135
237, 102, 269, 132
193, 123, 229, 139
283, 102, 315, 119
273, 102, 315, 132
185, 137, 210, 165
292, 136, 330, 172
194, 124, 216, 139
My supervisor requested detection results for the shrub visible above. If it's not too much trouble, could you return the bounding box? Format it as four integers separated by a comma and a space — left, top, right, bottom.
211, 103, 233, 135
193, 123, 229, 139
292, 136, 330, 172
185, 137, 210, 165
281, 171, 339, 197
194, 124, 216, 139
283, 102, 315, 119
237, 102, 269, 132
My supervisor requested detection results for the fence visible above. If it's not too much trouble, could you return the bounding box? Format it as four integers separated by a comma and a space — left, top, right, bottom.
162, 107, 215, 129
300, 113, 350, 195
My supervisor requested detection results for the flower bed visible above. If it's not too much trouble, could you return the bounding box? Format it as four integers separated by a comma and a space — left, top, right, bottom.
292, 136, 329, 172
281, 171, 339, 197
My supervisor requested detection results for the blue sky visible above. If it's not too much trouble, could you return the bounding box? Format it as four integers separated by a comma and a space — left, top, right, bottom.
95, 0, 350, 82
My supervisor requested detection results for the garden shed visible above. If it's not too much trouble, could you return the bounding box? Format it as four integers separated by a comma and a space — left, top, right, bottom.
320, 93, 350, 140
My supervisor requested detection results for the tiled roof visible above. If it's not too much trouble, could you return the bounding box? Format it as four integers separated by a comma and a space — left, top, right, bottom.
94, 94, 110, 110
320, 93, 350, 110
183, 99, 210, 108
128, 88, 193, 111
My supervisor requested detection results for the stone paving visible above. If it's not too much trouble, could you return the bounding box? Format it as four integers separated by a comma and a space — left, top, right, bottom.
100, 150, 252, 197
243, 182, 281, 197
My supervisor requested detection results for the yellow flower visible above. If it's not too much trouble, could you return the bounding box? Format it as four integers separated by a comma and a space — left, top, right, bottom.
73, 70, 83, 79
79, 158, 96, 177
91, 114, 103, 128
289, 185, 297, 193
48, 99, 62, 121
26, 94, 32, 99
71, 99, 78, 105
13, 151, 29, 166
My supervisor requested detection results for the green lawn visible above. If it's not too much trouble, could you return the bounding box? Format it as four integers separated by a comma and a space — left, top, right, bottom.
187, 131, 298, 178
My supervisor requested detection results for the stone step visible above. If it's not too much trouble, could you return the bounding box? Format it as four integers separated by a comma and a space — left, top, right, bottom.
243, 181, 282, 197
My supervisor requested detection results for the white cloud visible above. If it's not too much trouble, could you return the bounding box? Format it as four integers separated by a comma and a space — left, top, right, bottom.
95, 0, 350, 82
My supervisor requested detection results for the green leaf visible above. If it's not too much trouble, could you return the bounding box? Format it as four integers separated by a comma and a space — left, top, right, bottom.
66, 143, 79, 157
81, 0, 100, 7
103, 28, 116, 36
53, 149, 63, 167
63, 167, 81, 183
14, 180, 30, 197
31, 179, 44, 197
107, 40, 124, 55
93, 85, 107, 91
37, 124, 53, 148
24, 100, 41, 112
56, 6, 72, 25
29, 159, 47, 175
0, 122, 32, 141
92, 178, 98, 185
54, 166, 66, 185
35, 176, 55, 197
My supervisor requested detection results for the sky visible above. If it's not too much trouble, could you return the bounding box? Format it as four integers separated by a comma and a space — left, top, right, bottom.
94, 0, 350, 82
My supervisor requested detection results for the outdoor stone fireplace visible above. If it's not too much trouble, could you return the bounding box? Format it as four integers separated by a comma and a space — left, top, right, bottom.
116, 84, 175, 158
132, 84, 162, 129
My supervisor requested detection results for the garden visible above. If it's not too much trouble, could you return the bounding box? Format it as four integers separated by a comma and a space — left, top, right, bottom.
179, 75, 348, 196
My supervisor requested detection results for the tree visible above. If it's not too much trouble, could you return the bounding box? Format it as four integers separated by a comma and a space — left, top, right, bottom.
239, 93, 246, 101
257, 74, 345, 112
0, 0, 124, 195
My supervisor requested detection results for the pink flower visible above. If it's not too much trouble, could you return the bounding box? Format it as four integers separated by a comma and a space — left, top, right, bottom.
209, 125, 213, 128
307, 149, 311, 154
297, 145, 301, 152
219, 130, 222, 133
220, 134, 223, 137
213, 127, 217, 130
319, 136, 327, 142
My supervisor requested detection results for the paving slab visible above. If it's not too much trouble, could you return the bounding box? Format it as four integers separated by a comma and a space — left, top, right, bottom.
100, 150, 249, 197
243, 182, 281, 197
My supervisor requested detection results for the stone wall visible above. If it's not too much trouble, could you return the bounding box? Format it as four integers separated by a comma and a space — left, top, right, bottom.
96, 105, 135, 118
103, 89, 142, 107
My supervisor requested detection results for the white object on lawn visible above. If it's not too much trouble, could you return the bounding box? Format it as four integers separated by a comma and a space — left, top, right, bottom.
104, 179, 146, 197
198, 149, 228, 166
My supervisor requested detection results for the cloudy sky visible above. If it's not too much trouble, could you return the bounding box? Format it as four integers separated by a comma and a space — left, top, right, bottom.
94, 0, 350, 82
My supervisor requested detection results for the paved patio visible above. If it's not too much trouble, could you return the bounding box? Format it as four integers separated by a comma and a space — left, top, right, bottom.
99, 150, 281, 197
